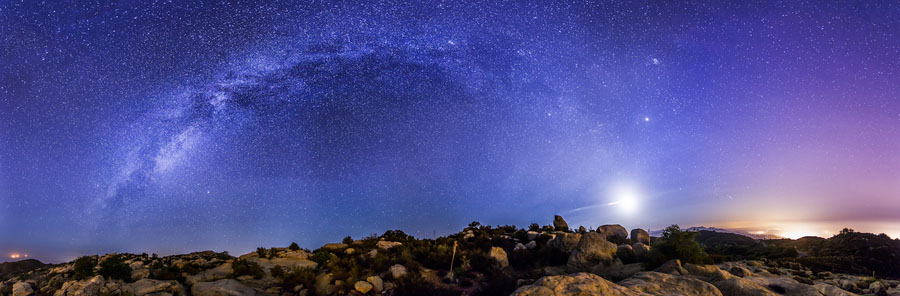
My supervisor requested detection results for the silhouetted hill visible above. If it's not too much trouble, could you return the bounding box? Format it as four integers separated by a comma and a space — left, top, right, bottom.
0, 259, 45, 280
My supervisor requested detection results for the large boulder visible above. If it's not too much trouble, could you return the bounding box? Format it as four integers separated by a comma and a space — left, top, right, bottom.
568, 232, 618, 270
366, 276, 384, 293
618, 271, 723, 296
527, 231, 540, 241
129, 279, 184, 296
632, 242, 650, 258
599, 225, 629, 244
511, 272, 638, 296
12, 281, 33, 296
684, 263, 734, 281
553, 215, 569, 232
186, 262, 233, 285
548, 232, 582, 253
54, 275, 106, 296
713, 277, 778, 296
617, 244, 634, 261
728, 266, 752, 278
376, 240, 403, 250
314, 273, 333, 296
631, 228, 650, 244
490, 247, 509, 268
813, 283, 858, 296
191, 279, 258, 296
655, 259, 687, 275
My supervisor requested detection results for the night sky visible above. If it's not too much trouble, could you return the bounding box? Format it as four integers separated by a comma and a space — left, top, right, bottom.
2, 1, 899, 263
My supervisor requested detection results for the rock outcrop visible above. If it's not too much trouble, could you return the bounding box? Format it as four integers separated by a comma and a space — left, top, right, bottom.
619, 271, 723, 296
511, 272, 637, 296
567, 232, 617, 270
192, 279, 258, 296
553, 215, 569, 232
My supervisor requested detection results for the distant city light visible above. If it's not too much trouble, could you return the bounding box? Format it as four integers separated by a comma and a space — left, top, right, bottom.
9, 253, 27, 259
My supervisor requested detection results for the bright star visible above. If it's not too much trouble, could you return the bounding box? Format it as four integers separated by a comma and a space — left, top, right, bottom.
644, 117, 650, 122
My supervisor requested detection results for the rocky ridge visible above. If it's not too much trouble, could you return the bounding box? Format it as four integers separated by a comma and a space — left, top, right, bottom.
2, 217, 898, 296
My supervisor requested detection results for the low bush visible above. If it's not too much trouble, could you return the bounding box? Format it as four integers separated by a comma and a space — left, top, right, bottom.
98, 255, 132, 281
73, 256, 97, 280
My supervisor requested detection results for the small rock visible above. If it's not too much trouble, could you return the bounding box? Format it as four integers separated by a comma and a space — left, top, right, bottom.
525, 241, 537, 249
490, 247, 509, 268
514, 243, 527, 251
354, 281, 373, 294
389, 264, 408, 279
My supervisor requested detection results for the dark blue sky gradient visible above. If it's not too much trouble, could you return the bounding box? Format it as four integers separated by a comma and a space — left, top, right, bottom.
2, 1, 899, 262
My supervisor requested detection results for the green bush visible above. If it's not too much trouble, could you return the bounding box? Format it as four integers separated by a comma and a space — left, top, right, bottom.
528, 223, 540, 232
98, 255, 132, 281
256, 247, 267, 257
645, 225, 711, 269
73, 256, 97, 280
342, 236, 353, 244
150, 265, 182, 281
310, 250, 335, 265
232, 259, 265, 279
289, 242, 301, 251
279, 267, 316, 292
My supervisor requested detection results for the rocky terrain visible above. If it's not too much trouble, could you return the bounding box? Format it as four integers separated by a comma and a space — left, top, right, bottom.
2, 216, 899, 296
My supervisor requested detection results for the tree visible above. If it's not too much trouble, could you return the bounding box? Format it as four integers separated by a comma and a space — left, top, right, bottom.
73, 256, 97, 280
342, 236, 353, 244
529, 223, 540, 232
644, 225, 711, 269
289, 242, 301, 251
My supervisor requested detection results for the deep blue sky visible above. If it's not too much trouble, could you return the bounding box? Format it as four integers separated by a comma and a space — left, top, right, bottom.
2, 1, 899, 263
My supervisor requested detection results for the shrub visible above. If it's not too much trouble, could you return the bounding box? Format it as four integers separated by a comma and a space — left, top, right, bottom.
382, 230, 414, 242
289, 242, 301, 251
310, 250, 334, 265
645, 225, 711, 269
150, 265, 181, 281
528, 223, 540, 232
98, 255, 132, 281
279, 267, 316, 292
73, 256, 97, 280
393, 273, 460, 296
232, 259, 264, 279
342, 236, 354, 244
256, 247, 267, 257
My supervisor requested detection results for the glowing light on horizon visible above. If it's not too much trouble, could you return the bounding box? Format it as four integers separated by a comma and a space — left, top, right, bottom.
9, 253, 27, 259
609, 182, 641, 216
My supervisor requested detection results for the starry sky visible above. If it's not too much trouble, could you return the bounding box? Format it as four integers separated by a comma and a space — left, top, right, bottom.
2, 1, 900, 263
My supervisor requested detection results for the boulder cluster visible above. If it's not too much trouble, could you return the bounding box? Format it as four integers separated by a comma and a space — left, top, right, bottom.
2, 215, 897, 296
514, 259, 900, 295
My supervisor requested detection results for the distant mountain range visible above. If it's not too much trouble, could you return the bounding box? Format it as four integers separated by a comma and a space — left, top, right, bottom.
650, 226, 785, 240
